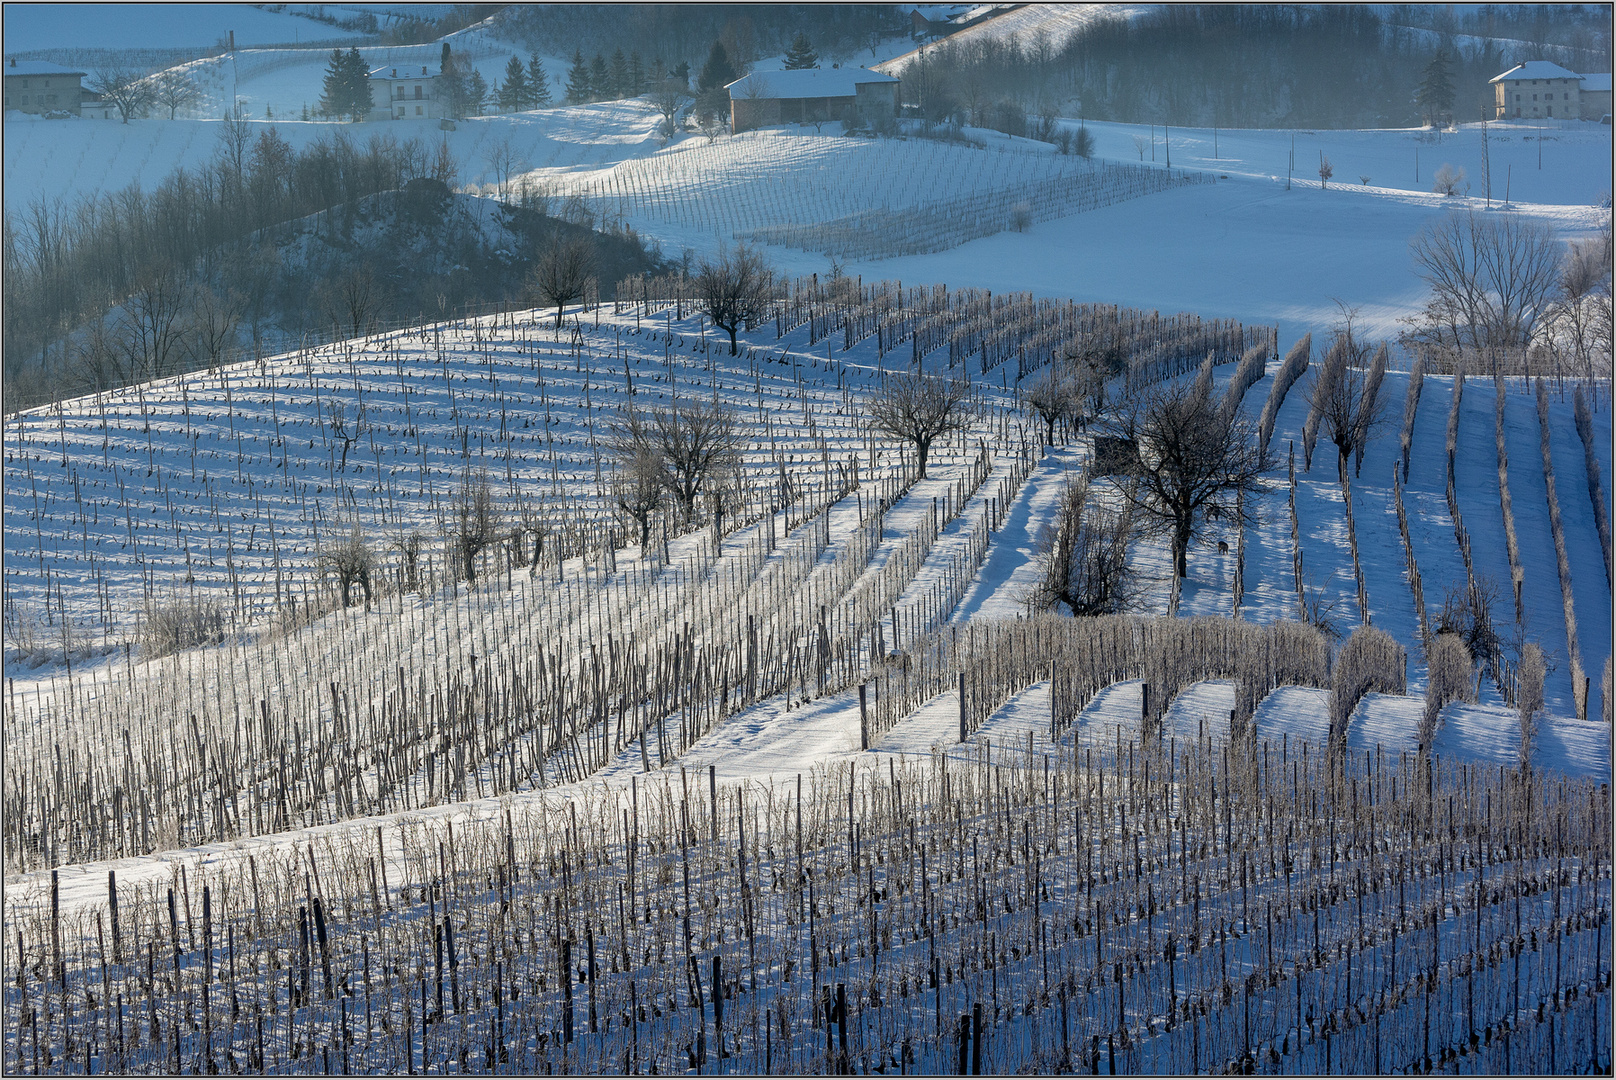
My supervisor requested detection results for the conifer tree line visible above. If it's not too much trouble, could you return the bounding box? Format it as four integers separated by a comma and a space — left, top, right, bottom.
899, 4, 1610, 129
504, 3, 900, 86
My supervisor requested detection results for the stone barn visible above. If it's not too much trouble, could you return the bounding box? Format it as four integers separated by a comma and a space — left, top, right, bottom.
727, 68, 900, 133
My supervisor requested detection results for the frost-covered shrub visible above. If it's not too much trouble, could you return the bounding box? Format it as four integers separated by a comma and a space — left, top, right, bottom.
1420, 632, 1474, 751
1517, 642, 1545, 769
1329, 624, 1406, 747
1220, 344, 1268, 422
141, 599, 227, 659
1432, 162, 1467, 196
1573, 385, 1612, 587
1399, 357, 1423, 483
1258, 333, 1311, 456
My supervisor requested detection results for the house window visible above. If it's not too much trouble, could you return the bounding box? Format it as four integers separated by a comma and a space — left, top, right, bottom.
1547, 106, 1552, 116
397, 107, 405, 117
415, 105, 423, 115
1516, 94, 1521, 101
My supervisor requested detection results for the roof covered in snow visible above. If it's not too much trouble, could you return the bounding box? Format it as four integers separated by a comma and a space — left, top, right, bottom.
726, 67, 898, 101
3, 60, 87, 77
1579, 73, 1611, 92
1490, 61, 1581, 83
369, 64, 440, 80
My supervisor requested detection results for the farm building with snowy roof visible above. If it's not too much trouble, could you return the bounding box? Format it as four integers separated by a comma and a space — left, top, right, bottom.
1490, 61, 1586, 120
726, 68, 899, 133
3, 59, 85, 116
369, 63, 442, 121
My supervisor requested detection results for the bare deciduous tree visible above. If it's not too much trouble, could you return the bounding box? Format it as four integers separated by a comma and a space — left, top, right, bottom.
529, 234, 597, 327
89, 67, 153, 124
185, 286, 243, 372
1104, 379, 1266, 579
514, 494, 553, 572
451, 470, 499, 583
869, 370, 974, 480
323, 265, 379, 340
1030, 473, 1140, 617
1304, 320, 1386, 478
647, 400, 744, 525
1406, 209, 1562, 369
610, 440, 664, 549
694, 244, 774, 356
703, 455, 747, 537
1021, 363, 1085, 448
114, 268, 191, 382
149, 69, 201, 120
1434, 578, 1503, 686
316, 523, 376, 610
483, 136, 523, 203
649, 80, 689, 140
1431, 162, 1466, 196
1544, 230, 1613, 380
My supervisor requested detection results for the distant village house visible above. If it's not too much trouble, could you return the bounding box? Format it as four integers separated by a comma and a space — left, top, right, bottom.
369, 64, 441, 120
727, 68, 899, 133
1489, 60, 1610, 120
3, 59, 86, 115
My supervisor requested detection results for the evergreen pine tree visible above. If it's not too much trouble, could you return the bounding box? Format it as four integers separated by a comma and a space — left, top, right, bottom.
319, 48, 350, 118
672, 60, 691, 88
782, 32, 819, 70
610, 48, 630, 98
1416, 51, 1456, 127
697, 41, 737, 93
589, 53, 610, 99
342, 48, 371, 120
652, 57, 668, 84
499, 54, 528, 112
440, 42, 468, 118
627, 51, 645, 96
528, 55, 551, 107
566, 49, 591, 103
466, 69, 489, 116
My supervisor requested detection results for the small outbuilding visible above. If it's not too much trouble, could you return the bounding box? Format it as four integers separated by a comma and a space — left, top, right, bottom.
1489, 60, 1582, 120
727, 67, 900, 133
1578, 73, 1611, 120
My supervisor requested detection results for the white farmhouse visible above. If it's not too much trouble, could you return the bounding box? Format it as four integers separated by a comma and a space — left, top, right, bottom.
1490, 60, 1582, 120
369, 64, 442, 121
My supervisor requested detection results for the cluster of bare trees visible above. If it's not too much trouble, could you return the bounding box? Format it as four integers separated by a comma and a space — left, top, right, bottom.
1031, 473, 1139, 616
1404, 211, 1612, 380
4, 124, 460, 409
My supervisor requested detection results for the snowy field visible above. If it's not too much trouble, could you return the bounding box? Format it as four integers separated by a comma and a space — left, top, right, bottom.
7, 99, 1606, 344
